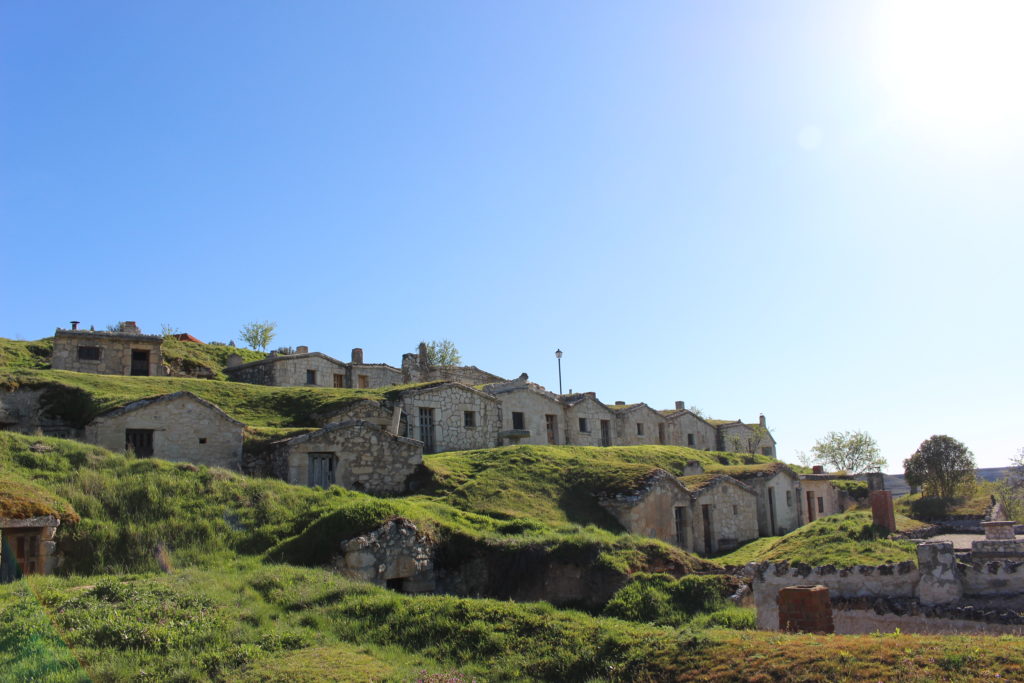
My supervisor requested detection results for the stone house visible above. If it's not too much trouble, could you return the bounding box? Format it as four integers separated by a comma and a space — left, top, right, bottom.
401, 343, 506, 386
51, 321, 165, 377
348, 348, 403, 388
0, 515, 61, 579
84, 392, 244, 470
610, 402, 669, 446
483, 376, 566, 446
270, 420, 421, 493
711, 415, 777, 457
561, 393, 616, 447
225, 349, 351, 388
660, 401, 717, 451
799, 468, 857, 523
678, 474, 760, 555
390, 382, 500, 453
714, 463, 803, 536
598, 469, 690, 547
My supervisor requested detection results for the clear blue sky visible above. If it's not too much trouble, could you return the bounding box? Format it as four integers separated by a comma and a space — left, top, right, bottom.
3, 2, 1022, 471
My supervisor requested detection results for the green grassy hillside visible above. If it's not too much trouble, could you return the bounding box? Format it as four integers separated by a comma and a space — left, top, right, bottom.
160, 337, 267, 379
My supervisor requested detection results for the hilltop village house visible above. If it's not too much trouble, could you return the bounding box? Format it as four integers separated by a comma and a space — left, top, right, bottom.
224, 347, 404, 389
51, 321, 165, 377
83, 392, 244, 470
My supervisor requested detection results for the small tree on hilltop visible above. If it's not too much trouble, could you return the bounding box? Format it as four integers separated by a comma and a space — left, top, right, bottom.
903, 434, 976, 500
424, 339, 461, 367
811, 430, 886, 474
240, 321, 277, 352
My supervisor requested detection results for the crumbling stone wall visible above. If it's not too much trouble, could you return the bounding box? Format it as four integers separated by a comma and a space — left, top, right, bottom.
335, 517, 435, 593
314, 399, 393, 428
84, 393, 243, 470
272, 420, 421, 494
52, 327, 164, 376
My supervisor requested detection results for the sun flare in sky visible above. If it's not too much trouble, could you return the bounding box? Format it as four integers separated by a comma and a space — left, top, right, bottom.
874, 0, 1024, 140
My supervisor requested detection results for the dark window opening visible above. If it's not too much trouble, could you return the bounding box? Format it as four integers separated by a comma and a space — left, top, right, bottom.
125, 429, 154, 457
636, 423, 644, 436
600, 420, 611, 447
198, 438, 207, 444
658, 423, 666, 445
511, 412, 525, 430
817, 497, 824, 514
545, 414, 557, 444
674, 506, 686, 548
130, 349, 150, 376
78, 346, 101, 361
578, 417, 589, 433
306, 370, 317, 385
762, 446, 773, 456
386, 577, 407, 593
464, 411, 476, 428
687, 433, 695, 447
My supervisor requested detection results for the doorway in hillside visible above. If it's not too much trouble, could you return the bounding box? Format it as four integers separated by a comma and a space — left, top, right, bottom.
545, 415, 557, 444
767, 487, 777, 535
130, 349, 150, 376
807, 491, 817, 523
600, 420, 611, 447
418, 408, 436, 453
701, 504, 713, 555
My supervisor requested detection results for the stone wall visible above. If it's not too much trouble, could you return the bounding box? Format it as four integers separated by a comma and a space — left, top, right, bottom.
234, 354, 350, 388
485, 385, 564, 446
719, 422, 774, 456
665, 412, 716, 451
0, 389, 76, 437
348, 364, 403, 389
273, 420, 421, 494
563, 397, 615, 447
52, 329, 164, 376
689, 479, 759, 554
799, 478, 846, 523
613, 405, 668, 446
315, 399, 393, 428
599, 471, 689, 546
398, 384, 500, 453
84, 393, 243, 470
744, 471, 802, 536
335, 517, 435, 593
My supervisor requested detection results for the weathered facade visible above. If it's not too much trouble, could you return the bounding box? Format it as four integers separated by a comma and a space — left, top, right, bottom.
598, 470, 690, 546
335, 517, 435, 593
679, 474, 760, 555
225, 351, 350, 388
611, 402, 669, 446
484, 377, 565, 446
348, 347, 403, 388
1, 515, 60, 579
0, 388, 75, 438
713, 415, 777, 457
799, 473, 854, 523
662, 402, 717, 451
392, 382, 500, 453
51, 322, 165, 377
84, 392, 244, 470
562, 393, 616, 447
721, 464, 803, 536
401, 342, 506, 386
270, 420, 421, 494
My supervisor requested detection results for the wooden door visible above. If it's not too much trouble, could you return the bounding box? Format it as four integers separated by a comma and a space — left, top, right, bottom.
418, 408, 436, 453
308, 453, 335, 487
130, 349, 150, 376
600, 420, 611, 447
545, 415, 557, 444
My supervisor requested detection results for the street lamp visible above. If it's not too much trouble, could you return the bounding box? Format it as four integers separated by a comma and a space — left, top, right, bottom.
555, 349, 563, 395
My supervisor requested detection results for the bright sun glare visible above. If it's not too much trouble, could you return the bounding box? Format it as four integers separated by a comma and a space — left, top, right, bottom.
875, 0, 1024, 136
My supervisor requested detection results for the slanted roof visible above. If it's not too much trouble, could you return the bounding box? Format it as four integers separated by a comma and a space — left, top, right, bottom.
483, 378, 563, 404
269, 419, 421, 448
660, 408, 715, 428
561, 393, 615, 413
173, 333, 204, 344
597, 468, 688, 503
90, 391, 244, 426
611, 402, 666, 420
54, 328, 162, 343
224, 351, 349, 373
391, 381, 498, 402
679, 473, 756, 496
708, 462, 798, 482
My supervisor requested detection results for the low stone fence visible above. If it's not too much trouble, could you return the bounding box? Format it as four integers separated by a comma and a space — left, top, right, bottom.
753, 542, 1024, 634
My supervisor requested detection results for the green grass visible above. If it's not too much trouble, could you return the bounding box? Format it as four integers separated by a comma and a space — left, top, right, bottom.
0, 582, 90, 682
0, 366, 441, 428
898, 480, 994, 520
160, 336, 267, 379
0, 337, 53, 371
712, 510, 926, 567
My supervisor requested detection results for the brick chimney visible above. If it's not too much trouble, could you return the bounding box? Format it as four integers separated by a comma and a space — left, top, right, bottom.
759, 414, 766, 427
418, 342, 429, 365
351, 348, 364, 364
296, 345, 309, 354
675, 400, 685, 411
70, 320, 80, 330
812, 465, 824, 475
120, 321, 141, 334
615, 400, 626, 406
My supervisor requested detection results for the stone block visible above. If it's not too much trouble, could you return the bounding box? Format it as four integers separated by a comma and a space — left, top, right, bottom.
778, 584, 834, 633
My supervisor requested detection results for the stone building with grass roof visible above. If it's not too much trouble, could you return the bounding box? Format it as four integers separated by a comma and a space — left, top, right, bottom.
561, 392, 616, 447
660, 401, 717, 451
51, 320, 165, 377
711, 462, 803, 536
609, 401, 669, 446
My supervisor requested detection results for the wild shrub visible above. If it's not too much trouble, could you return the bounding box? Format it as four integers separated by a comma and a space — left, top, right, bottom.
602, 573, 730, 626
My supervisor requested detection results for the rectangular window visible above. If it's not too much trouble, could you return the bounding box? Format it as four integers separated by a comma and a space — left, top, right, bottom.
512, 412, 525, 430
733, 505, 738, 515
786, 491, 792, 507
306, 369, 317, 385
358, 375, 369, 388
636, 423, 644, 436
77, 346, 101, 361
687, 433, 695, 446
578, 417, 589, 433
333, 374, 345, 388
818, 497, 824, 514
464, 410, 476, 428
762, 446, 773, 457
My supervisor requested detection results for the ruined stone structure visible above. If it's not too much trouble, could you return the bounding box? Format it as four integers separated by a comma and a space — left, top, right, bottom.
0, 515, 60, 579
270, 420, 421, 494
712, 414, 776, 456
84, 392, 244, 470
391, 383, 500, 453
51, 321, 165, 377
401, 342, 505, 386
753, 541, 1024, 635
722, 464, 803, 536
598, 468, 759, 556
0, 388, 75, 438
335, 517, 435, 593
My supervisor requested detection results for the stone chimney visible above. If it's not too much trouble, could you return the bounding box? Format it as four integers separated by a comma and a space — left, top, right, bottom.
70, 320, 80, 331
615, 400, 626, 406
812, 465, 824, 475
759, 414, 766, 427
351, 348, 364, 364
675, 400, 685, 411
296, 345, 309, 354
418, 342, 429, 366
120, 321, 141, 335
226, 353, 243, 368
585, 392, 596, 399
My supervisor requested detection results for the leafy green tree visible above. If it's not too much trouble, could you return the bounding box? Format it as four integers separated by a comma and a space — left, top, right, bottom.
424, 339, 461, 367
811, 430, 886, 474
903, 435, 976, 500
240, 321, 277, 351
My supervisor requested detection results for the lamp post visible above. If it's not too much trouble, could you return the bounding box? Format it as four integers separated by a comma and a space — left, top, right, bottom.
555, 349, 563, 395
